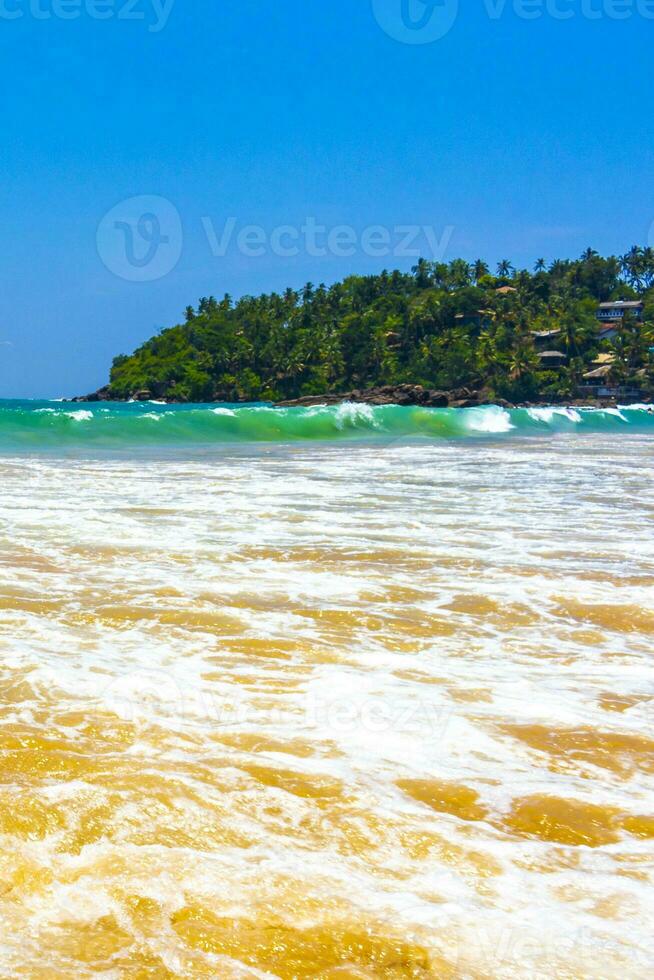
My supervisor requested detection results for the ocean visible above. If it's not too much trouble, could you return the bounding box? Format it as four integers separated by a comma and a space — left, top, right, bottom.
0, 399, 653, 977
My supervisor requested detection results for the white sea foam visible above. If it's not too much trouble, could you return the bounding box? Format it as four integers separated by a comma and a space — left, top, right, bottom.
0, 437, 653, 976
334, 401, 377, 428
528, 406, 582, 424
465, 405, 514, 432
602, 407, 629, 421
65, 409, 94, 421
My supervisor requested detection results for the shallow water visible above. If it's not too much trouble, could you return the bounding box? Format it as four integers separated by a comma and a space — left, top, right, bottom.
0, 404, 653, 977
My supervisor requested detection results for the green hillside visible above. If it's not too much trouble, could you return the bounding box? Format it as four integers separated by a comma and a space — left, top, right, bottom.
108, 248, 654, 403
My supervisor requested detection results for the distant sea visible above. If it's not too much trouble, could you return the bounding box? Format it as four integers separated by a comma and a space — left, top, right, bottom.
0, 398, 652, 976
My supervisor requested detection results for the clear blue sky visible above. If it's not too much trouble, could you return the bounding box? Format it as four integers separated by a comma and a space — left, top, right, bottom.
1, 0, 652, 397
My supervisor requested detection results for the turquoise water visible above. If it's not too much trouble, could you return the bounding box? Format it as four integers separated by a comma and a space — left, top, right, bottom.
0, 399, 652, 449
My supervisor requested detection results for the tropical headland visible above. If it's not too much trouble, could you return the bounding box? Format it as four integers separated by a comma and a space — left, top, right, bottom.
77, 248, 654, 406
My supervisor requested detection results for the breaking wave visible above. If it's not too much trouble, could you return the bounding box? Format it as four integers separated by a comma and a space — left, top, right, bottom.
0, 399, 652, 449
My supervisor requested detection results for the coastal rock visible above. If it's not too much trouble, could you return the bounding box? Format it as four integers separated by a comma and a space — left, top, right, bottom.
275, 384, 451, 409
426, 391, 449, 407
450, 397, 480, 409
274, 393, 342, 407
73, 384, 617, 412
71, 385, 115, 403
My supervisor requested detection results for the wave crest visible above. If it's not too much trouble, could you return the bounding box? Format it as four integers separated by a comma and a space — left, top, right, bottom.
0, 400, 652, 449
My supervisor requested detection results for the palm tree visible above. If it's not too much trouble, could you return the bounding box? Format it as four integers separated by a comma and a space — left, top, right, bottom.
497, 259, 514, 278
430, 262, 449, 290
620, 246, 643, 289
476, 332, 499, 385
642, 247, 654, 289
622, 245, 654, 290
447, 258, 473, 289
472, 259, 490, 283
549, 260, 567, 278
557, 306, 596, 359
515, 270, 531, 291
509, 341, 538, 381
412, 258, 432, 288
534, 258, 546, 273
612, 311, 646, 377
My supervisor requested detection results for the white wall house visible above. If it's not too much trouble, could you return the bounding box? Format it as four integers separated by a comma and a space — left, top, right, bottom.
596, 300, 643, 322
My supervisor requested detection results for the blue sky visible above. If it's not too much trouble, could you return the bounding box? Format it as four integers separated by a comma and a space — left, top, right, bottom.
0, 0, 652, 397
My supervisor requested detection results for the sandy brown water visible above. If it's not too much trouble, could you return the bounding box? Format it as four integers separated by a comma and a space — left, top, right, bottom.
0, 434, 652, 977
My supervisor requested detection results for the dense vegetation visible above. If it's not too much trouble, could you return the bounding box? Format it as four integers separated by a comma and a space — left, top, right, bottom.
109, 247, 654, 403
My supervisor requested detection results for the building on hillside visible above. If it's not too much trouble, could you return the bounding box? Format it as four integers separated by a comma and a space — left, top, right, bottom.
454, 309, 494, 330
578, 373, 642, 401
597, 323, 620, 342
531, 329, 561, 350
495, 286, 517, 296
589, 352, 616, 370
579, 354, 642, 401
582, 364, 613, 384
596, 300, 643, 322
538, 350, 567, 368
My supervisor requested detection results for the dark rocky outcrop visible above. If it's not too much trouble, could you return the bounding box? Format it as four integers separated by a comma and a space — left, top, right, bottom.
276, 385, 519, 410
70, 382, 455, 407
70, 385, 117, 403
70, 382, 648, 410
276, 385, 451, 408
71, 386, 154, 403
